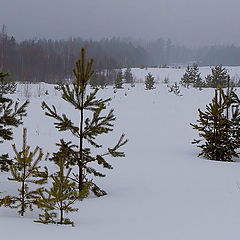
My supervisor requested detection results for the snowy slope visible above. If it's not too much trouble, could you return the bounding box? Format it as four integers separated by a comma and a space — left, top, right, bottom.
1, 67, 240, 240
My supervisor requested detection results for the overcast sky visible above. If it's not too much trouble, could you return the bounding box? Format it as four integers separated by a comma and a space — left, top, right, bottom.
0, 0, 240, 46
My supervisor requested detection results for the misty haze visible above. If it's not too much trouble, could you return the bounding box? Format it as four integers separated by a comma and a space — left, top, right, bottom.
1, 0, 240, 46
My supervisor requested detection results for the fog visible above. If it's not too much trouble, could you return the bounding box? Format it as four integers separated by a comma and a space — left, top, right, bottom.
1, 0, 240, 46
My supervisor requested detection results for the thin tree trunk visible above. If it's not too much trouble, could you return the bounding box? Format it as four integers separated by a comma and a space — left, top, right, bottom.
60, 202, 63, 224
78, 92, 84, 192
226, 76, 230, 120
21, 160, 26, 216
214, 90, 218, 161
21, 179, 25, 216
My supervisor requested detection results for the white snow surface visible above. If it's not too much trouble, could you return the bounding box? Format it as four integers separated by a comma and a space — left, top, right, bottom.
1, 66, 240, 239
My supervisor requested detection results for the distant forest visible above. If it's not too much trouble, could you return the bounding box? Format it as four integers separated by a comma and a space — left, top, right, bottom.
1, 25, 240, 83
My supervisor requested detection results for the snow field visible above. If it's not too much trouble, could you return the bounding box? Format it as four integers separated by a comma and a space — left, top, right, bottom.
1, 67, 240, 239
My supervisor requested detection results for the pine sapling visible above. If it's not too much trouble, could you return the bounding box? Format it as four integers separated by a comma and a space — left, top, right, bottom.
42, 48, 128, 196
0, 72, 16, 95
145, 73, 155, 90
0, 128, 48, 216
124, 68, 134, 84
223, 80, 240, 147
114, 70, 123, 89
34, 154, 89, 226
205, 65, 229, 88
191, 88, 239, 161
0, 71, 29, 171
180, 64, 203, 88
168, 82, 182, 96
180, 65, 193, 88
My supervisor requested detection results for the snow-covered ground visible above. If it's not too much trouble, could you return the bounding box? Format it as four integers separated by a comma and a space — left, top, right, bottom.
1, 67, 240, 240
131, 66, 240, 83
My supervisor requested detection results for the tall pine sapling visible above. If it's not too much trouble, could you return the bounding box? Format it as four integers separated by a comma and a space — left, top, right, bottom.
205, 65, 229, 88
34, 151, 89, 226
0, 128, 48, 216
42, 48, 128, 196
180, 64, 203, 88
114, 70, 123, 89
180, 65, 193, 88
0, 71, 29, 171
231, 102, 240, 148
0, 72, 16, 95
145, 73, 155, 90
192, 64, 204, 88
124, 68, 134, 85
223, 78, 240, 147
191, 88, 239, 161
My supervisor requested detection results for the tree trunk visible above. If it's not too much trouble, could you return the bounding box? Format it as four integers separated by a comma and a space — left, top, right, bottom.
60, 203, 63, 224
21, 155, 26, 216
226, 76, 230, 120
21, 179, 25, 216
78, 92, 84, 192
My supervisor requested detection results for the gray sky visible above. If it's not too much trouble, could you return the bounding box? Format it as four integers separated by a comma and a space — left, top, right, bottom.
0, 0, 240, 46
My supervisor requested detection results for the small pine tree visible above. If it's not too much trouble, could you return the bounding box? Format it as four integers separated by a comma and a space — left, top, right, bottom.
0, 72, 16, 95
191, 88, 239, 161
223, 80, 240, 147
180, 64, 203, 88
145, 73, 155, 90
231, 103, 240, 148
205, 65, 229, 88
180, 66, 193, 88
124, 68, 134, 84
163, 76, 170, 84
34, 153, 89, 226
192, 64, 204, 88
168, 82, 182, 96
114, 71, 124, 89
0, 71, 29, 171
42, 48, 128, 196
0, 128, 48, 216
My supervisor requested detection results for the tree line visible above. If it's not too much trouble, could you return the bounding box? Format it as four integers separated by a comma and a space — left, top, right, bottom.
138, 38, 240, 67
2, 25, 240, 83
0, 25, 146, 83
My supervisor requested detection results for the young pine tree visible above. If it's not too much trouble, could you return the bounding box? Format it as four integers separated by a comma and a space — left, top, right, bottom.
34, 151, 89, 226
0, 71, 16, 95
0, 71, 29, 171
180, 64, 203, 88
0, 128, 48, 216
124, 68, 134, 84
223, 79, 240, 147
114, 70, 124, 89
180, 66, 193, 88
42, 48, 128, 196
231, 102, 240, 149
145, 73, 155, 90
168, 82, 182, 96
205, 65, 229, 88
192, 64, 204, 88
191, 88, 239, 161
